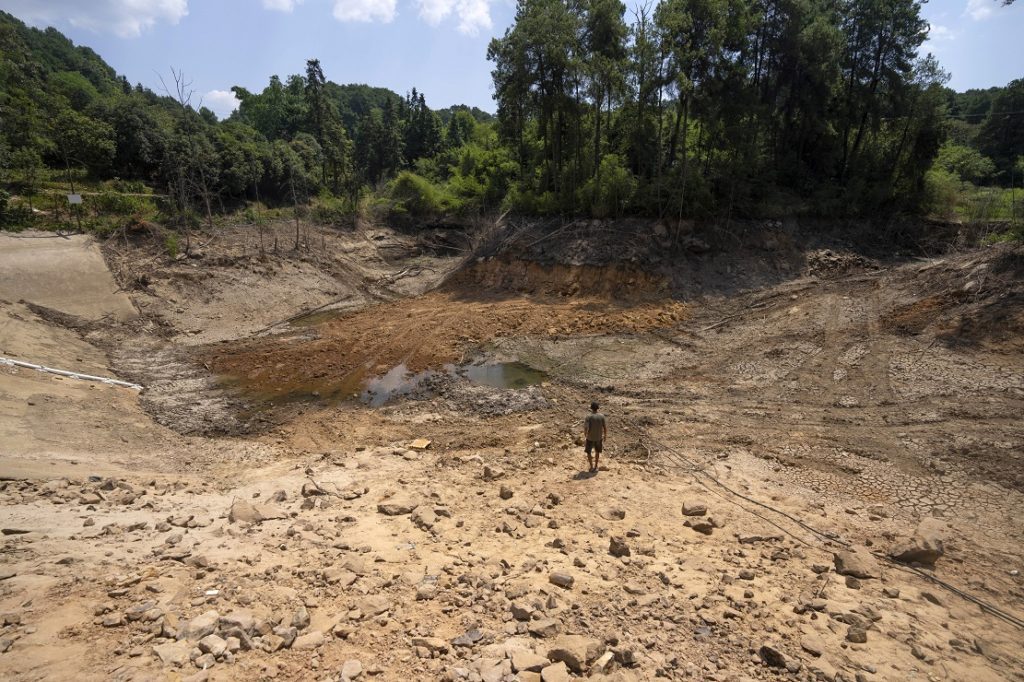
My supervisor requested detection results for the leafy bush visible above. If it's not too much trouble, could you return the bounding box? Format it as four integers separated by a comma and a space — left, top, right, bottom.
312, 194, 355, 225
502, 184, 560, 215
92, 191, 155, 216
935, 143, 996, 183
388, 171, 454, 217
924, 168, 960, 220
0, 191, 33, 229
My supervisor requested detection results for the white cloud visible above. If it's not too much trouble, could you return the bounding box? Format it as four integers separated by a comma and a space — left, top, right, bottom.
262, 0, 302, 10
417, 0, 454, 25
0, 0, 188, 38
204, 89, 240, 119
332, 0, 396, 22
965, 0, 995, 21
928, 24, 955, 41
414, 0, 492, 34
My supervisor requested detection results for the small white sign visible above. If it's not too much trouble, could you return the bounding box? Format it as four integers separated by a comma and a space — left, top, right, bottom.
67, 194, 82, 205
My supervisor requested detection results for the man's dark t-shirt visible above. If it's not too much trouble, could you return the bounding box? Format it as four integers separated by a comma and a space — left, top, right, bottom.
585, 412, 606, 442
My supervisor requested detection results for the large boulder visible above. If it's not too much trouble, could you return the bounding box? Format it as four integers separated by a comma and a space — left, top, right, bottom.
890, 518, 946, 567
833, 547, 880, 579
228, 499, 285, 524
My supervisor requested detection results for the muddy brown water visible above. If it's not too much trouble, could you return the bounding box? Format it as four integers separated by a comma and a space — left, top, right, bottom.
221, 360, 547, 410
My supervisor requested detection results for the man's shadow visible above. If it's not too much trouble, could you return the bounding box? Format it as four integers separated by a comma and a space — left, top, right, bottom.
572, 470, 598, 480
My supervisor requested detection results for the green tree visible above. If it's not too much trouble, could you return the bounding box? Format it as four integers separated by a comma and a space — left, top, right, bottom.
935, 143, 996, 184
837, 0, 928, 181
582, 0, 628, 176
977, 79, 1024, 184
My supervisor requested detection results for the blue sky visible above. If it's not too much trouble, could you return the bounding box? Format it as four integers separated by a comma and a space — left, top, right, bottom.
1, 0, 1020, 119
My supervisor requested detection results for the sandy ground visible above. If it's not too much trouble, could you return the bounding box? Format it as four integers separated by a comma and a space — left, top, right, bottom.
0, 233, 137, 322
1, 225, 1023, 682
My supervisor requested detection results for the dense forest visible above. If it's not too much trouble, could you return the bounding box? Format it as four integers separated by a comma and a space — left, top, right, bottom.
0, 2, 1021, 234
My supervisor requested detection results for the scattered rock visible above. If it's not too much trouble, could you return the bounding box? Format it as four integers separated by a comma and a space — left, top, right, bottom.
540, 661, 571, 682
180, 611, 220, 641
153, 641, 192, 667
847, 625, 868, 644
101, 613, 125, 627
681, 500, 707, 516
590, 651, 614, 675
609, 536, 631, 558
198, 634, 227, 657
499, 485, 513, 500
292, 630, 325, 650
377, 501, 418, 516
219, 610, 255, 634
341, 659, 363, 680
759, 643, 798, 672
546, 635, 605, 673
833, 547, 880, 579
272, 625, 297, 648
599, 508, 625, 521
325, 568, 359, 587
301, 481, 326, 497
800, 635, 825, 657
512, 650, 549, 673
358, 595, 391, 618
548, 572, 574, 590
415, 584, 438, 600
291, 605, 310, 630
684, 518, 714, 535
228, 499, 284, 524
528, 619, 561, 638
411, 507, 438, 530
890, 518, 946, 567
452, 629, 485, 648
412, 637, 448, 654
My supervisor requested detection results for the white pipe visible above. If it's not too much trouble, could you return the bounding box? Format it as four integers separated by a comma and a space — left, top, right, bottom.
0, 356, 142, 390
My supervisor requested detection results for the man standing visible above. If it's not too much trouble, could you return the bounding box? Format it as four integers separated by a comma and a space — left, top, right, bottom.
583, 401, 607, 473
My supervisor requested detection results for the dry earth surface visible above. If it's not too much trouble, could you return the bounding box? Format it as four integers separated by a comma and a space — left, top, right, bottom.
1, 221, 1023, 682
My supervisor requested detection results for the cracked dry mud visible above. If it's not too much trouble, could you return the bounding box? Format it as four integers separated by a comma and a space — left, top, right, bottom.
1, 228, 1023, 682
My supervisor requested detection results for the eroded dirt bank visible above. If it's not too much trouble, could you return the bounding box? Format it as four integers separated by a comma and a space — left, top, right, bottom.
1, 221, 1023, 682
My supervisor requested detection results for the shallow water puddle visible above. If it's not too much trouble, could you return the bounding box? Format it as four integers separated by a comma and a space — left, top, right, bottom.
362, 363, 435, 407
224, 360, 546, 410
458, 361, 548, 389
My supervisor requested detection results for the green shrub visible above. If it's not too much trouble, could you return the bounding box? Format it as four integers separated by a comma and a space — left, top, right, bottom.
924, 168, 960, 220
164, 232, 180, 258
388, 171, 453, 217
92, 191, 154, 215
502, 185, 560, 215
311, 194, 355, 225
935, 143, 996, 184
